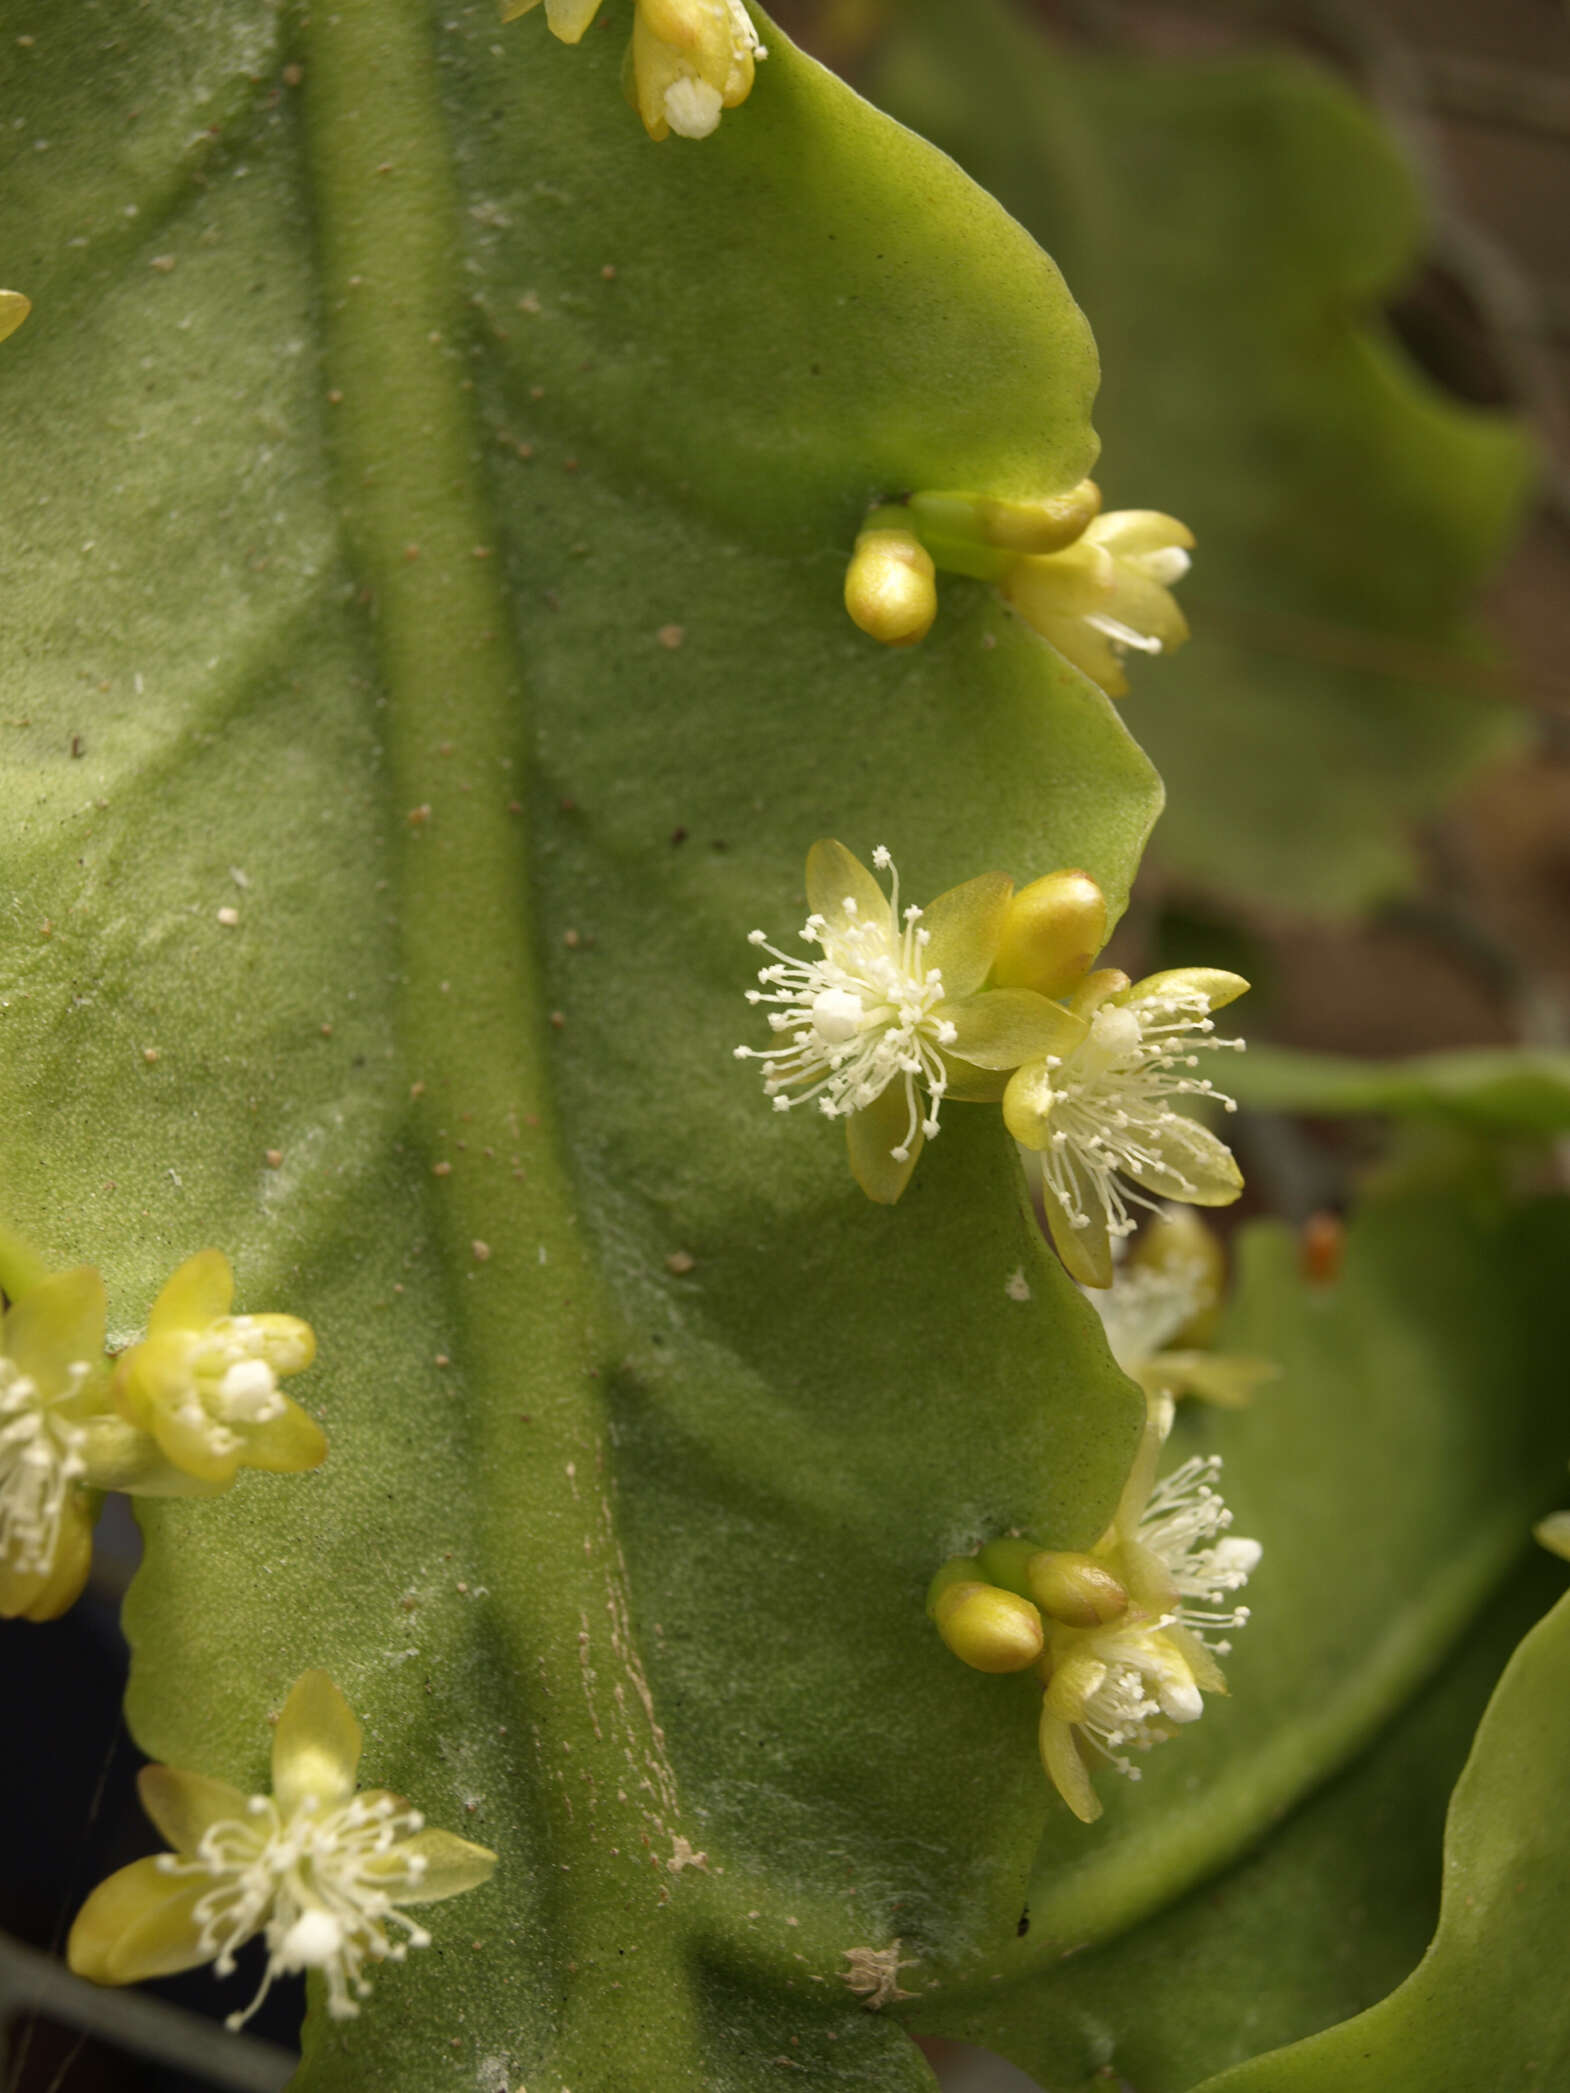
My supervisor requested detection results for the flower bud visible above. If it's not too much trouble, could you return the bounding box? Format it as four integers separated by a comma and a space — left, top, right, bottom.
928, 1563, 1044, 1674
991, 870, 1107, 999
910, 480, 1100, 557
844, 519, 937, 647
974, 1536, 1041, 1599
1027, 1549, 1129, 1627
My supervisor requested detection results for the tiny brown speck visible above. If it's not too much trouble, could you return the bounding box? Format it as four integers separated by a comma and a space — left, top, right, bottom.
657, 623, 684, 650
456, 1580, 469, 1594
149, 254, 176, 273
319, 1022, 333, 1037
141, 1046, 161, 1065
282, 61, 303, 85
472, 1240, 491, 1263
563, 928, 580, 949
563, 457, 579, 473
264, 1148, 283, 1168
403, 544, 420, 561
600, 263, 617, 280
216, 906, 239, 928
410, 1081, 426, 1099
407, 804, 431, 825
435, 1354, 450, 1368
529, 383, 545, 399
326, 387, 343, 405
665, 1251, 695, 1276
471, 545, 492, 559
515, 441, 534, 460
432, 1160, 452, 1178
507, 800, 523, 815
549, 1011, 565, 1030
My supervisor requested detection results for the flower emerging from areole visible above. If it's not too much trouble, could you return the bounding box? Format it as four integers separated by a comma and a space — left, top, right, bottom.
1088, 1208, 1277, 1409
736, 841, 1070, 1203
1037, 1395, 1260, 1822
1002, 510, 1194, 699
0, 1268, 106, 1622
503, 0, 766, 143
68, 1670, 497, 2026
1004, 968, 1249, 1289
113, 1251, 324, 1487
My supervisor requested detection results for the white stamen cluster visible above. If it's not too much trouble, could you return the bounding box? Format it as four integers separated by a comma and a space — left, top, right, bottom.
158, 1790, 432, 2028
1071, 1633, 1194, 1777
661, 0, 766, 139
1137, 1454, 1259, 1652
735, 847, 957, 1163
0, 1357, 91, 1575
180, 1318, 288, 1459
1036, 987, 1244, 1240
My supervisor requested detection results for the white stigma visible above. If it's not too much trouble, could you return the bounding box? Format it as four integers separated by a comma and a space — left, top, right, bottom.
663, 76, 723, 138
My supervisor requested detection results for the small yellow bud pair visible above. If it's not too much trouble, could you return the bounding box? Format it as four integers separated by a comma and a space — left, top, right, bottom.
844, 477, 1195, 700
927, 1543, 1130, 1673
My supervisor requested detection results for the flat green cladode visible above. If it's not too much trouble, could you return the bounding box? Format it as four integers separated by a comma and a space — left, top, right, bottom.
4, 3, 1566, 2090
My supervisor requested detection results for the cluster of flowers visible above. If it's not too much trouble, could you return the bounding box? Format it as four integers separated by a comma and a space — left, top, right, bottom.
504, 0, 765, 141
3, 1256, 495, 2015
844, 481, 1194, 698
929, 1383, 1260, 1823
737, 841, 1247, 1288
1, 1252, 321, 1622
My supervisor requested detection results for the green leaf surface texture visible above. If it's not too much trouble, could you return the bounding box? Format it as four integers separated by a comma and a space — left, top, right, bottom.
1232, 1042, 1570, 1135
920, 1190, 1570, 2088
872, 0, 1534, 913
1, 5, 1161, 2088
1195, 1574, 1570, 2093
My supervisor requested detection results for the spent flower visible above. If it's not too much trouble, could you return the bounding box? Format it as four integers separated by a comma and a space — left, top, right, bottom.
69, 1670, 497, 2025
735, 841, 1072, 1203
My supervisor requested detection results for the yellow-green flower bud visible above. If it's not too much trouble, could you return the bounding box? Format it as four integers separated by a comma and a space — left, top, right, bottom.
844, 518, 937, 648
910, 480, 1101, 558
991, 870, 1108, 1000
0, 291, 30, 345
1027, 1549, 1129, 1628
974, 1535, 1041, 1599
928, 1564, 1044, 1674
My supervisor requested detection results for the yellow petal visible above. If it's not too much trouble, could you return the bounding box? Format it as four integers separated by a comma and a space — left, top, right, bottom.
148, 1250, 233, 1338
0, 290, 31, 343
380, 1827, 499, 1905
919, 872, 1013, 998
544, 0, 603, 36
1120, 967, 1249, 1017
1125, 1117, 1244, 1210
138, 1765, 253, 1854
845, 1088, 921, 1205
1143, 1350, 1277, 1408
147, 1394, 242, 1488
273, 1669, 362, 1812
238, 1394, 328, 1474
68, 1857, 212, 1985
5, 1267, 106, 1397
804, 839, 892, 942
1038, 1708, 1101, 1823
944, 988, 1082, 1073
243, 1312, 317, 1377
1004, 541, 1114, 621
1042, 1159, 1115, 1290
1088, 509, 1194, 560
939, 1060, 1009, 1103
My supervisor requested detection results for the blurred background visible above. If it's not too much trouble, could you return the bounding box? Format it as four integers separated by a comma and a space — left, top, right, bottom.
6, 1, 1570, 2088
